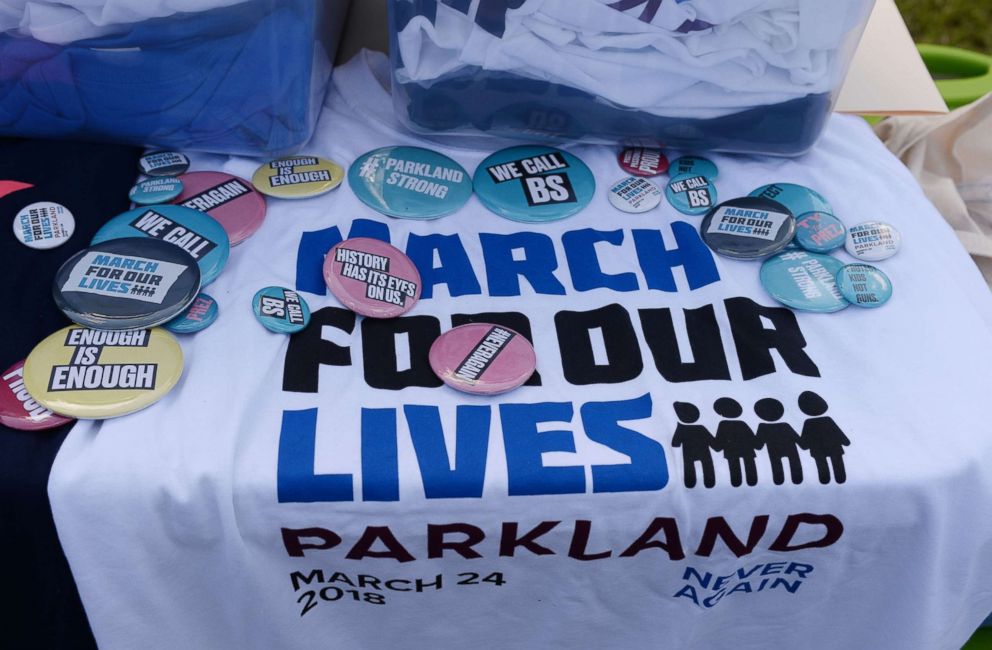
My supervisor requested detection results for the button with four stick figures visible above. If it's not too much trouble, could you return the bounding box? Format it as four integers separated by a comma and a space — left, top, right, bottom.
609, 176, 662, 213
53, 238, 201, 330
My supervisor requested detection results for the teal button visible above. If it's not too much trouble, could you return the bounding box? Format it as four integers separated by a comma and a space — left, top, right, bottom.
760, 250, 849, 313
670, 156, 718, 179
473, 145, 595, 223
252, 287, 311, 334
749, 183, 832, 218
129, 178, 184, 205
794, 211, 846, 253
164, 293, 219, 334
92, 205, 230, 287
836, 264, 892, 308
349, 146, 473, 220
665, 173, 717, 216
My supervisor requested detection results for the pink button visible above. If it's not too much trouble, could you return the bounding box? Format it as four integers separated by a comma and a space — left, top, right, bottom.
429, 324, 536, 395
172, 171, 267, 246
324, 238, 422, 319
0, 360, 74, 431
619, 147, 669, 177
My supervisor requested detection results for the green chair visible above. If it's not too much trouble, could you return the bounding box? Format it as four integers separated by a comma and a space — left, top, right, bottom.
917, 44, 992, 110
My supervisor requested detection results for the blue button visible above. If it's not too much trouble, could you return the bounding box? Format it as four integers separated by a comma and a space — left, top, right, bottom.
749, 183, 832, 217
252, 287, 311, 334
92, 205, 230, 287
349, 146, 473, 220
473, 146, 595, 223
760, 250, 848, 313
670, 156, 718, 179
794, 211, 846, 253
129, 178, 184, 205
665, 173, 717, 216
700, 197, 795, 259
164, 293, 219, 333
836, 264, 892, 308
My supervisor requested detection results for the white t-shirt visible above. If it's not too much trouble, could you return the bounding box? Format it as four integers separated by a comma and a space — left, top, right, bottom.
395, 0, 870, 118
1, 0, 247, 43
49, 50, 992, 650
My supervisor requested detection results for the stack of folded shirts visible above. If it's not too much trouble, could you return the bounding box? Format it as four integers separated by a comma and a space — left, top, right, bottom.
395, 0, 871, 119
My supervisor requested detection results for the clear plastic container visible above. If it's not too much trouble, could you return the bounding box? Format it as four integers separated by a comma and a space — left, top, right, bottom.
388, 0, 876, 155
0, 0, 351, 155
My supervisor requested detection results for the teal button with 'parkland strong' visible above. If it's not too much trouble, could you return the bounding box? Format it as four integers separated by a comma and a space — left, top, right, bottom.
349, 146, 473, 220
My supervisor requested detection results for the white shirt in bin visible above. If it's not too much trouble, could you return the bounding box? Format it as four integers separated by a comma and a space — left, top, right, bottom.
395, 0, 870, 118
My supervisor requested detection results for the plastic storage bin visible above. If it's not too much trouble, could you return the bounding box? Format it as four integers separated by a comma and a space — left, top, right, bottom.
388, 0, 876, 155
0, 0, 351, 155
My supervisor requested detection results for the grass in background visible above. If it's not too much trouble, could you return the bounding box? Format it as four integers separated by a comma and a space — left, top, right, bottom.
896, 0, 992, 53
965, 629, 992, 650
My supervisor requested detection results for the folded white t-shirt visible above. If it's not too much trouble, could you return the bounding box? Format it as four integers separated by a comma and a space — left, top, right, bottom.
1, 0, 248, 43
395, 0, 870, 118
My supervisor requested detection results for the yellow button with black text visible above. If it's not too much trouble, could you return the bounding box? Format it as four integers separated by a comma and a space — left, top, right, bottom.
23, 326, 184, 419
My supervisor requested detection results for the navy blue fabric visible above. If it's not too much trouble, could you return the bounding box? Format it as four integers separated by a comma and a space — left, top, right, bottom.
388, 0, 831, 155
396, 71, 831, 155
0, 0, 321, 154
0, 137, 142, 649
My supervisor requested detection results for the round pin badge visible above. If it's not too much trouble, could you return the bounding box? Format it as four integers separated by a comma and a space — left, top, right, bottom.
171, 171, 266, 246
700, 197, 796, 259
13, 202, 75, 250
794, 211, 846, 253
619, 147, 668, 177
324, 238, 422, 319
349, 146, 473, 220
665, 173, 717, 216
252, 287, 311, 334
609, 176, 662, 214
760, 250, 848, 313
91, 205, 230, 287
22, 326, 184, 420
670, 155, 719, 179
836, 263, 892, 309
845, 221, 901, 262
163, 293, 219, 334
53, 237, 201, 330
429, 323, 536, 395
473, 145, 595, 223
129, 177, 184, 205
749, 183, 832, 218
0, 359, 75, 431
252, 155, 345, 199
139, 151, 190, 177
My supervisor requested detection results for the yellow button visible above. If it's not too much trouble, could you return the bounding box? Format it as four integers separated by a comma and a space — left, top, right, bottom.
23, 326, 184, 419
252, 155, 344, 199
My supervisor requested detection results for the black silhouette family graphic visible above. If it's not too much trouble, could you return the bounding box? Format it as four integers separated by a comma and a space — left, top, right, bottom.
671, 391, 850, 488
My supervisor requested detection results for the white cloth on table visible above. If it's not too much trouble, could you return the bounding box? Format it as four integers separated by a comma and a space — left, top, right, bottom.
49, 50, 992, 650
